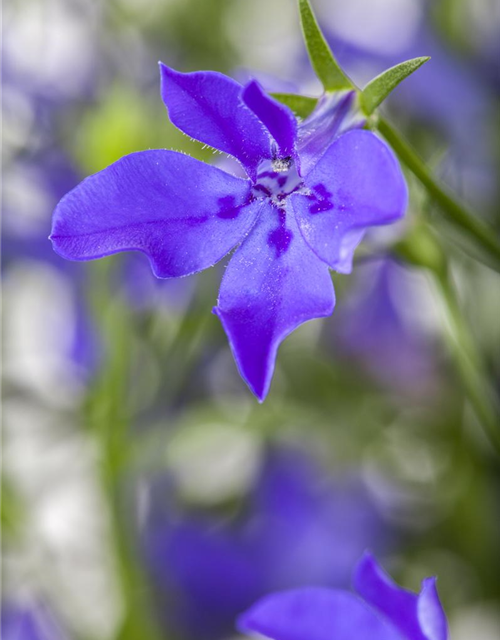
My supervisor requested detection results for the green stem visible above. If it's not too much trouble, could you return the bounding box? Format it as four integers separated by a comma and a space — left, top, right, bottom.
432, 267, 500, 455
377, 117, 500, 270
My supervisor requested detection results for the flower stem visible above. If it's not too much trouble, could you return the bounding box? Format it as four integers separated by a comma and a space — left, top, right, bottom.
377, 116, 500, 270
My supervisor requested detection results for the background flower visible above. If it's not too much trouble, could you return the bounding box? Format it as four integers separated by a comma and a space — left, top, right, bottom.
145, 447, 390, 639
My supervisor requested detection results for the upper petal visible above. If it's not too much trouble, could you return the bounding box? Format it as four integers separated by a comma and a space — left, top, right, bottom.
417, 579, 449, 640
50, 150, 259, 278
159, 65, 273, 181
238, 587, 403, 640
297, 91, 362, 176
291, 129, 407, 273
242, 80, 298, 162
354, 552, 448, 640
213, 201, 334, 401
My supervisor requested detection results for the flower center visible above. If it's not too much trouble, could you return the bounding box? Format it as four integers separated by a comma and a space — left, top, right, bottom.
252, 158, 304, 208
250, 158, 308, 259
272, 156, 293, 173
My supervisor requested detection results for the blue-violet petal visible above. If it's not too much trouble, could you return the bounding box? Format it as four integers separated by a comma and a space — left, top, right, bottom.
242, 80, 298, 163
291, 129, 407, 274
354, 552, 448, 640
159, 65, 273, 181
213, 201, 334, 401
50, 150, 259, 278
237, 587, 403, 640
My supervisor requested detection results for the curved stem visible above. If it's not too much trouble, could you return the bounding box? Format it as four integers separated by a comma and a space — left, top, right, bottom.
377, 117, 500, 270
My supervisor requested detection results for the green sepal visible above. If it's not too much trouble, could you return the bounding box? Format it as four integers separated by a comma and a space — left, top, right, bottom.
298, 0, 352, 91
271, 93, 318, 119
361, 57, 430, 115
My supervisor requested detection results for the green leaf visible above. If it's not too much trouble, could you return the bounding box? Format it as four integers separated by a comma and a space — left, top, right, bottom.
298, 0, 352, 91
361, 57, 430, 115
271, 93, 318, 119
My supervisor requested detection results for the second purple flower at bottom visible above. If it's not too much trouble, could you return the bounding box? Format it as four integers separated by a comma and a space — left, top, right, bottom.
239, 552, 448, 640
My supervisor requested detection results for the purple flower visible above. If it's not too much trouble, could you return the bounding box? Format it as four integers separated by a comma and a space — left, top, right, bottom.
238, 552, 448, 640
1, 602, 68, 640
50, 65, 407, 400
334, 258, 438, 393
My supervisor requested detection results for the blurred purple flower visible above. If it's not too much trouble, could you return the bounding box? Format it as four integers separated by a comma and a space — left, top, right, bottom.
324, 11, 490, 142
2, 150, 100, 380
238, 552, 448, 640
50, 65, 407, 400
334, 258, 437, 393
121, 253, 195, 311
145, 448, 389, 639
1, 602, 68, 640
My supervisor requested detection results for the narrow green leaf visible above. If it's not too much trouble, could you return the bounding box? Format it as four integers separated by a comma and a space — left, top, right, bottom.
298, 0, 352, 91
361, 57, 430, 115
271, 93, 318, 119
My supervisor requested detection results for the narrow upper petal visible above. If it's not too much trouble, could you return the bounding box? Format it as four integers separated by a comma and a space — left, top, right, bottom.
159, 64, 272, 181
238, 587, 403, 640
50, 150, 260, 278
417, 579, 448, 640
297, 91, 362, 176
213, 202, 334, 401
354, 552, 448, 640
242, 80, 298, 162
291, 129, 407, 273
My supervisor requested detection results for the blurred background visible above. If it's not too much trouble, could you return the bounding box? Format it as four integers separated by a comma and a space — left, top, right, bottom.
2, 0, 500, 639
